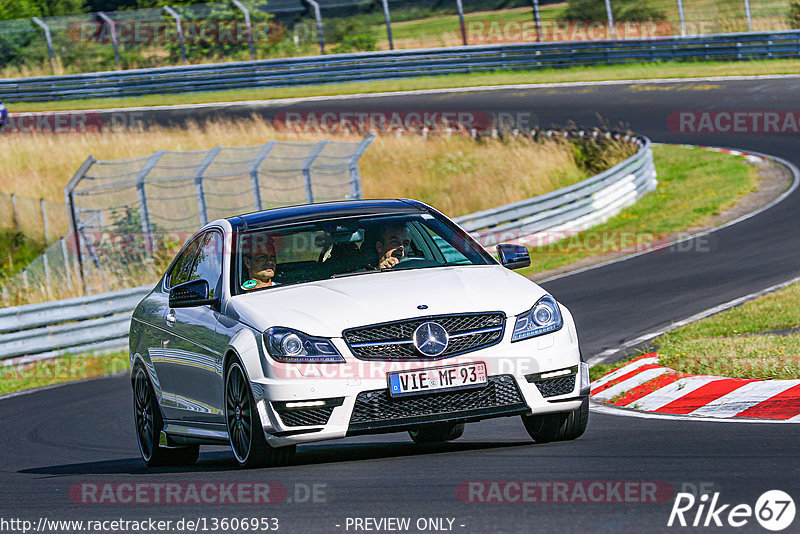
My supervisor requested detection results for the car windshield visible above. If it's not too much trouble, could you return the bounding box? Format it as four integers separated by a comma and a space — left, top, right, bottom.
233, 212, 494, 295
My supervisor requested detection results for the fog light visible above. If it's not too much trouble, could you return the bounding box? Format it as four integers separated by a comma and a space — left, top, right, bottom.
284, 400, 326, 409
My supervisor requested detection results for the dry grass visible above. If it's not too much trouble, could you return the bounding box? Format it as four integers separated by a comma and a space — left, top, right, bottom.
0, 117, 590, 218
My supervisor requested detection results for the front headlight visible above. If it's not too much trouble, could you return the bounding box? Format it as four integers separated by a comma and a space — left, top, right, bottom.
511, 295, 563, 342
263, 327, 345, 363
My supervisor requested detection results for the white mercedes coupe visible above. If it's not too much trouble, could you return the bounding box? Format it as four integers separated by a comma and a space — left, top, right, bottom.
129, 199, 589, 468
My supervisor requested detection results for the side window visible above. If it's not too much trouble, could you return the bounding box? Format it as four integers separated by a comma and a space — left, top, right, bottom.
167, 236, 202, 288
190, 232, 223, 298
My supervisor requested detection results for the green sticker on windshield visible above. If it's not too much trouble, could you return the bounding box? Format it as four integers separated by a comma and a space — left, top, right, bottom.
242, 279, 258, 290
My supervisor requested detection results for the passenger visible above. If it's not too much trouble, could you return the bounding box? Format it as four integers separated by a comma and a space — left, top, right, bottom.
375, 224, 412, 269
242, 235, 278, 290
0, 101, 7, 131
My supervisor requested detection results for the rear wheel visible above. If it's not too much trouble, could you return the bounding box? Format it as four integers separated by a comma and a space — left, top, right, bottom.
133, 366, 199, 467
409, 422, 465, 444
225, 360, 295, 468
522, 398, 589, 443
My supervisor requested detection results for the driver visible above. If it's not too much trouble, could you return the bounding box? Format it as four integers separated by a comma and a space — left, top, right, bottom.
242, 235, 278, 290
375, 224, 412, 269
0, 101, 7, 132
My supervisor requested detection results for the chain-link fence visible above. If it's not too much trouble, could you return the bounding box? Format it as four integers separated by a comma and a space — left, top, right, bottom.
2, 135, 372, 305
0, 192, 70, 244
0, 0, 793, 77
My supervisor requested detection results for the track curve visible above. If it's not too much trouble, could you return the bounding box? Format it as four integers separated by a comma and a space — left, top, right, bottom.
4, 77, 800, 532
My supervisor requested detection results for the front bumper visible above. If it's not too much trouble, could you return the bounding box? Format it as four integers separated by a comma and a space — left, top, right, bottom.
250, 332, 587, 447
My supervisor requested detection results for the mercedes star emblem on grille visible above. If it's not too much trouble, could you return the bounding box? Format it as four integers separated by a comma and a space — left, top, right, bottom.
412, 321, 449, 357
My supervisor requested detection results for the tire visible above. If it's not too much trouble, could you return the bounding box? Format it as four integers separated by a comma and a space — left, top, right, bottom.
522, 397, 589, 443
409, 422, 465, 444
133, 366, 199, 467
225, 360, 295, 468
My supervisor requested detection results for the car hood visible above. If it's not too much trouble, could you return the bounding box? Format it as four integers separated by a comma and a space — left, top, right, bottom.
227, 265, 547, 337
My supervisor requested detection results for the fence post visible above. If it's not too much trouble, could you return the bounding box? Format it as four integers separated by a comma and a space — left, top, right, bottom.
301, 141, 329, 204
531, 0, 542, 42
249, 141, 276, 211
60, 237, 72, 289
604, 0, 615, 39
10, 193, 19, 232
194, 147, 222, 226
163, 6, 188, 64
676, 0, 686, 36
231, 0, 257, 60
378, 0, 394, 50
97, 12, 121, 70
40, 198, 49, 244
348, 134, 375, 200
455, 0, 467, 45
31, 17, 57, 74
743, 0, 752, 32
305, 0, 326, 55
64, 156, 98, 295
42, 251, 51, 298
136, 151, 165, 254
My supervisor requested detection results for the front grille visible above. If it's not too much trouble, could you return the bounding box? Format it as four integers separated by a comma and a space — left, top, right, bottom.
343, 312, 505, 361
534, 375, 576, 398
275, 406, 335, 427
349, 375, 525, 428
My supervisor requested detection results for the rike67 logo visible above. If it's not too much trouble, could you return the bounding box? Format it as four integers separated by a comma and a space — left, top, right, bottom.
668, 490, 795, 531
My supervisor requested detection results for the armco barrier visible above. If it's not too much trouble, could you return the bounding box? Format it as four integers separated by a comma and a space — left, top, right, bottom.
0, 131, 654, 362
1, 30, 800, 102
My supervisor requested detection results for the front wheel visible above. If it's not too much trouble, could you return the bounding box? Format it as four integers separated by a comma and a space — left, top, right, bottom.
225, 360, 295, 468
409, 422, 465, 443
522, 398, 589, 443
133, 366, 199, 467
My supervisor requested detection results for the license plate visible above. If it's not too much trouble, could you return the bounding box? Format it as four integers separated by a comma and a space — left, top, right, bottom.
387, 362, 487, 398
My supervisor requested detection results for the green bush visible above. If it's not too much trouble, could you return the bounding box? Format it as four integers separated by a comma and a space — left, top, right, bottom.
789, 0, 800, 29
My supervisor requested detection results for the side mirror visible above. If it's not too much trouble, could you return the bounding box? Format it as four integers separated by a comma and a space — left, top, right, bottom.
169, 279, 215, 308
497, 244, 531, 270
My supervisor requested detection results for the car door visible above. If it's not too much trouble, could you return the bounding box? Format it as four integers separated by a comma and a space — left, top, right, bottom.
161, 230, 226, 424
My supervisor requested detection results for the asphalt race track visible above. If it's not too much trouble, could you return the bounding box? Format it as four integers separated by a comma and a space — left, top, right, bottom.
3, 77, 800, 533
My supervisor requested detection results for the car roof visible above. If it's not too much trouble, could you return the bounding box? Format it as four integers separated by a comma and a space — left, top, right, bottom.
228, 199, 430, 231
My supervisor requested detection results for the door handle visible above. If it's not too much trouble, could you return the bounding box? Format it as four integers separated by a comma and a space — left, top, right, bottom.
166, 310, 176, 326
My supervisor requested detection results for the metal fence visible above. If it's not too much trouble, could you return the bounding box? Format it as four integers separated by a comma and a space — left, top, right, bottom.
2, 29, 799, 103
0, 129, 654, 362
0, 192, 69, 243
0, 0, 793, 78
0, 135, 373, 306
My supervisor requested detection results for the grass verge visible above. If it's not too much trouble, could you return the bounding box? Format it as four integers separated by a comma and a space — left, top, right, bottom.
0, 351, 129, 397
518, 145, 760, 276
591, 281, 800, 381
0, 117, 602, 216
6, 59, 800, 113
654, 281, 800, 379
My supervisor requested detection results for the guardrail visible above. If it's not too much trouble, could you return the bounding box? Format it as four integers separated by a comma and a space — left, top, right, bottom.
455, 132, 656, 246
0, 131, 653, 363
1, 30, 799, 102
0, 286, 151, 363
